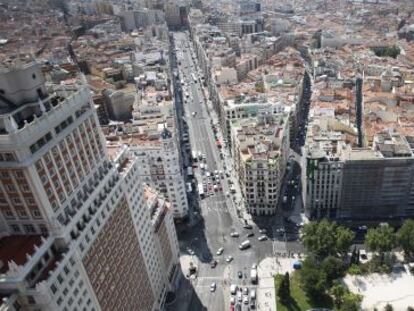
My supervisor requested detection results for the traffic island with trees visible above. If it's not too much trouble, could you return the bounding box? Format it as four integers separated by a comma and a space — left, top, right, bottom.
274, 219, 414, 311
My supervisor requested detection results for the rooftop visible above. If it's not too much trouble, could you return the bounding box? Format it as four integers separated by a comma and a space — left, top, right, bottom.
0, 235, 43, 275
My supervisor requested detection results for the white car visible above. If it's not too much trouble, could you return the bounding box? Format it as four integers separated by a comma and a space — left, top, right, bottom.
226, 256, 233, 263
258, 235, 268, 241
237, 291, 242, 302
216, 247, 224, 255
230, 231, 239, 237
210, 282, 216, 292
243, 296, 249, 304
252, 263, 257, 269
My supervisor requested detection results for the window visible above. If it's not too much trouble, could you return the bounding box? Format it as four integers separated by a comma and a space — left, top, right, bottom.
24, 224, 35, 233
6, 184, 16, 192
11, 224, 20, 233
22, 184, 31, 192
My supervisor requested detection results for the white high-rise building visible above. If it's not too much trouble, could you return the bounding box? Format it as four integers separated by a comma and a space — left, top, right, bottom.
0, 61, 179, 311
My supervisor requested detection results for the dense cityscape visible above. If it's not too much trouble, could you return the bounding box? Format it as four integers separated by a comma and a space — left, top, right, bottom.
1, 0, 414, 310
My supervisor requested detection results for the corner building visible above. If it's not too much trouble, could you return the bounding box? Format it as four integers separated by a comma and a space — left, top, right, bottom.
0, 62, 179, 311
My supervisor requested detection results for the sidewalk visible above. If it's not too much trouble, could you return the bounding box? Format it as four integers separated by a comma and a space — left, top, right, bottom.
257, 257, 278, 311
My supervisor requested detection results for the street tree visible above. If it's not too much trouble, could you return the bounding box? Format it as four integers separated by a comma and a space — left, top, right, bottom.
397, 219, 414, 260
277, 273, 290, 302
340, 292, 362, 311
301, 220, 354, 260
384, 304, 394, 311
329, 280, 347, 308
322, 256, 345, 286
365, 224, 396, 263
336, 226, 356, 258
299, 256, 327, 298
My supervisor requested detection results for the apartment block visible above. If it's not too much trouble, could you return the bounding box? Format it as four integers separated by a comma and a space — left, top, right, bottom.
0, 61, 179, 311
232, 113, 290, 215
304, 110, 414, 221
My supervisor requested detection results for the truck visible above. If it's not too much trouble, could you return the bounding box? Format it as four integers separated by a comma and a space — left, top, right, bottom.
198, 183, 204, 198
250, 268, 258, 284
239, 240, 251, 250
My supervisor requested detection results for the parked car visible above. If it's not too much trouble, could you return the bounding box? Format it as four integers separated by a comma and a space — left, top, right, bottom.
226, 256, 234, 263
238, 271, 243, 278
216, 247, 224, 255
247, 232, 254, 238
243, 224, 253, 229
230, 231, 239, 237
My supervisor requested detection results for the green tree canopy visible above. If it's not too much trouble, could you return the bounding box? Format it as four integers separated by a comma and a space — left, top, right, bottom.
397, 220, 414, 259
329, 280, 347, 308
299, 256, 327, 298
339, 292, 362, 311
321, 256, 346, 286
365, 224, 396, 256
301, 220, 355, 260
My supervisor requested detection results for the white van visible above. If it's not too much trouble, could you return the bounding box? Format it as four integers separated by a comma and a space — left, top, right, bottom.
230, 284, 238, 295
250, 289, 256, 300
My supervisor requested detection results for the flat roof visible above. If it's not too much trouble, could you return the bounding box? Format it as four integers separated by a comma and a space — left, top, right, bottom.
0, 235, 42, 274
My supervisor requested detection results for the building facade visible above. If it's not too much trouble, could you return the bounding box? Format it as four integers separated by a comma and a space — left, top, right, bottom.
232, 113, 289, 215
0, 62, 179, 311
304, 116, 414, 221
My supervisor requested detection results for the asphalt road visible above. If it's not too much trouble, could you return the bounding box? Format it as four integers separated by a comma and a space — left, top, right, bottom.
170, 32, 290, 311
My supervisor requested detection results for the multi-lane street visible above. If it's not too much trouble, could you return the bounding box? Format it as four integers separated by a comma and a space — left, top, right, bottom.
168, 31, 298, 311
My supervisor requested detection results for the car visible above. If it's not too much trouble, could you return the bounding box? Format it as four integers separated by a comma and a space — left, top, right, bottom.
237, 291, 242, 302
259, 229, 267, 234
243, 296, 249, 304
238, 271, 243, 278
230, 284, 238, 295
258, 235, 268, 241
210, 260, 218, 268
247, 232, 254, 238
216, 247, 224, 255
210, 282, 216, 292
226, 256, 233, 263
230, 296, 236, 305
230, 231, 239, 237
243, 224, 253, 229
252, 263, 257, 269
243, 287, 249, 295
